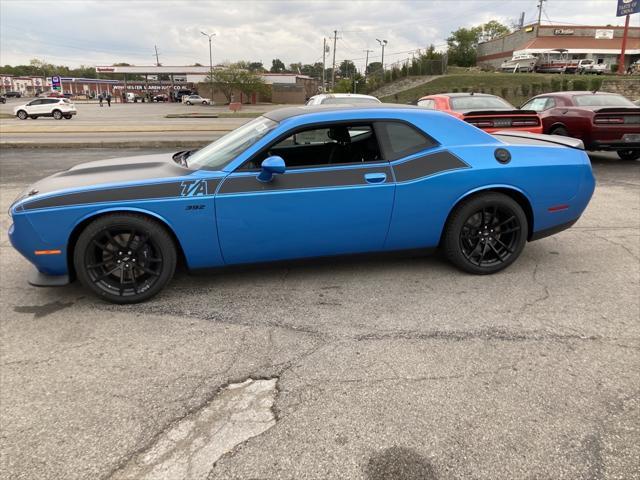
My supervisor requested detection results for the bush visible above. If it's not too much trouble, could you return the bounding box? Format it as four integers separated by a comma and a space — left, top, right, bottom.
520, 84, 530, 97
550, 78, 562, 92
590, 77, 603, 91
571, 79, 588, 91
489, 87, 495, 95
451, 88, 459, 93
561, 77, 569, 91
610, 64, 618, 73
530, 84, 541, 96
501, 87, 509, 99
461, 87, 469, 92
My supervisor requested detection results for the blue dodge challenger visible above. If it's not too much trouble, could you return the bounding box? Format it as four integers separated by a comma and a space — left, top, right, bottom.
9, 105, 595, 303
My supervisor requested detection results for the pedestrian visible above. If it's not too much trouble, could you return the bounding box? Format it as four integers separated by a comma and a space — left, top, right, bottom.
121, 90, 127, 103
106, 93, 111, 107
98, 93, 103, 107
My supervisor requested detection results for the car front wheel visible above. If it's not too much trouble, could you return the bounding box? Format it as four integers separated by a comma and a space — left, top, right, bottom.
16, 110, 28, 120
617, 150, 639, 161
443, 192, 528, 275
74, 213, 177, 304
52, 110, 63, 120
186, 101, 192, 105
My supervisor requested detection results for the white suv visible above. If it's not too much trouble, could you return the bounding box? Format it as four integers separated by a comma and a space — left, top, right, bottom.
305, 93, 381, 106
14, 98, 77, 120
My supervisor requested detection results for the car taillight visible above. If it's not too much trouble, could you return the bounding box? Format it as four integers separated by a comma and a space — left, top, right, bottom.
595, 117, 624, 124
467, 120, 494, 128
511, 119, 540, 127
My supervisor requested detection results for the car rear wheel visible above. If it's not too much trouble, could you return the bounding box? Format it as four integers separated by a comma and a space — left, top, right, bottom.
52, 110, 63, 120
186, 101, 192, 105
443, 193, 528, 275
617, 150, 639, 161
63, 114, 72, 119
74, 214, 177, 304
17, 110, 28, 120
550, 126, 569, 137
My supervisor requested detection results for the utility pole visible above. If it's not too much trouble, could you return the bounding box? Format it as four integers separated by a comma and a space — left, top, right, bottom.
331, 30, 340, 90
154, 45, 160, 66
363, 49, 373, 83
376, 39, 387, 82
536, 0, 546, 36
322, 38, 327, 92
201, 31, 216, 104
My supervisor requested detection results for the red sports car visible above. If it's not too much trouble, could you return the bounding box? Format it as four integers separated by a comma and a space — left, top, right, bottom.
417, 93, 542, 134
521, 92, 640, 161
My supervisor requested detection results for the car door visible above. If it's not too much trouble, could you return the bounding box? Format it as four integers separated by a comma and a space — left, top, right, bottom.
25, 99, 43, 114
215, 121, 395, 265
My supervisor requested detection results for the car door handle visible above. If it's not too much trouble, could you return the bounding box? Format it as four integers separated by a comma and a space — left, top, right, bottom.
364, 172, 387, 184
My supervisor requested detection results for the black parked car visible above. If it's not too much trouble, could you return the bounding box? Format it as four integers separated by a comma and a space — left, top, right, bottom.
0, 95, 6, 104
5, 91, 22, 98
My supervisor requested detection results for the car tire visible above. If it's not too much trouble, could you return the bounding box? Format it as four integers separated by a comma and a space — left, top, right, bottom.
186, 101, 192, 105
443, 192, 528, 275
74, 213, 177, 304
52, 110, 63, 120
617, 150, 640, 161
203, 101, 209, 105
550, 126, 569, 137
17, 110, 28, 120
63, 114, 72, 119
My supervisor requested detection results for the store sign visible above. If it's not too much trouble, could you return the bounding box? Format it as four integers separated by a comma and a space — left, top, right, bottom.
51, 76, 61, 91
553, 28, 575, 35
595, 29, 614, 39
96, 67, 116, 72
617, 0, 639, 16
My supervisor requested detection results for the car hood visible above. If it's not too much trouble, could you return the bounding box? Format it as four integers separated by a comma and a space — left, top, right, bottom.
17, 153, 191, 202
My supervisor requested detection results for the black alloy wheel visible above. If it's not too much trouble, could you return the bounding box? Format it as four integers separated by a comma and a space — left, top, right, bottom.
617, 149, 639, 161
443, 193, 528, 274
74, 214, 176, 303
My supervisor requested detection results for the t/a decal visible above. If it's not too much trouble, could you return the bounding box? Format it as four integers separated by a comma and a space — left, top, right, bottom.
180, 180, 208, 197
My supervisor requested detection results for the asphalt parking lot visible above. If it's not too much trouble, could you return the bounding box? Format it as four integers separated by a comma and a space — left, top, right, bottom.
0, 148, 638, 480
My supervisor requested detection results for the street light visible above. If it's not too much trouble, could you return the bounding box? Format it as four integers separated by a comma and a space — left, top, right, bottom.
376, 38, 387, 82
201, 31, 216, 104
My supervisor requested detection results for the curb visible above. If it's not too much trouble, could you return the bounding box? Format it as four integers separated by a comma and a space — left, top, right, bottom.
0, 140, 211, 149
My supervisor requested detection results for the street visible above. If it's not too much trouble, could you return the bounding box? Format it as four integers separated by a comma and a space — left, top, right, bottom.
0, 148, 638, 480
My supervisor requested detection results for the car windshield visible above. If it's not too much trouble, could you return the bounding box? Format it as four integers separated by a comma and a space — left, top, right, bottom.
573, 94, 635, 107
321, 97, 380, 105
187, 116, 278, 170
450, 96, 514, 111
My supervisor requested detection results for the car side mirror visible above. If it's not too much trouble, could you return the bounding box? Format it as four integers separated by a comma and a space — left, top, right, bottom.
257, 156, 286, 183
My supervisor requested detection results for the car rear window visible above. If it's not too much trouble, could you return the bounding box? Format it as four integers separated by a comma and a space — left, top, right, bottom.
375, 121, 437, 161
450, 96, 514, 111
573, 94, 635, 107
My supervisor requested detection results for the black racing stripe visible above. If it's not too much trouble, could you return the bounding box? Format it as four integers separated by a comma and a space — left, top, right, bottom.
219, 165, 392, 194
22, 179, 220, 210
392, 150, 469, 183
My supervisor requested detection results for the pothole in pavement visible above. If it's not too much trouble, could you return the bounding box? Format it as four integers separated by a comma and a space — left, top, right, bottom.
112, 378, 278, 480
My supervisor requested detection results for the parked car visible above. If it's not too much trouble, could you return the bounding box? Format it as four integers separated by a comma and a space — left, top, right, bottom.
5, 91, 22, 98
0, 95, 6, 104
521, 91, 640, 160
174, 89, 194, 102
576, 59, 608, 75
13, 98, 77, 120
8, 105, 594, 303
45, 91, 65, 98
153, 94, 169, 102
417, 93, 542, 134
124, 92, 144, 103
183, 94, 211, 105
305, 93, 381, 105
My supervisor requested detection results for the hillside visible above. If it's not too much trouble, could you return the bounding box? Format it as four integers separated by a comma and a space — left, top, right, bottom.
378, 72, 635, 106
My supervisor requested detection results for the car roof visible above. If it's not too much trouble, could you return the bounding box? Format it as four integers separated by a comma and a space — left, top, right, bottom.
264, 104, 425, 122
539, 91, 621, 98
311, 93, 378, 99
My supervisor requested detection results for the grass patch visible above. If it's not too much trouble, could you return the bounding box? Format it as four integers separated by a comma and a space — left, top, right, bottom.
380, 72, 634, 106
0, 113, 14, 119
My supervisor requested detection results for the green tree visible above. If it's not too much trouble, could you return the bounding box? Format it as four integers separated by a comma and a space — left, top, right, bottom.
481, 20, 511, 40
210, 67, 267, 103
338, 60, 356, 78
300, 62, 323, 78
446, 26, 482, 67
270, 58, 286, 73
247, 62, 264, 72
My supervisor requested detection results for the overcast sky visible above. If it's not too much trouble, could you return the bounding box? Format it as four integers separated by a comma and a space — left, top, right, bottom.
0, 0, 631, 72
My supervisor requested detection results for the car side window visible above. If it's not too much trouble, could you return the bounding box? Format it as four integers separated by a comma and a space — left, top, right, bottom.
523, 97, 554, 112
28, 99, 42, 106
244, 122, 384, 170
375, 121, 437, 161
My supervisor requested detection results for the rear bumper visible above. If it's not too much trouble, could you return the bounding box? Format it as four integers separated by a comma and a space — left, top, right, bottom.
529, 218, 579, 241
591, 140, 640, 151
